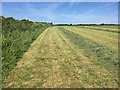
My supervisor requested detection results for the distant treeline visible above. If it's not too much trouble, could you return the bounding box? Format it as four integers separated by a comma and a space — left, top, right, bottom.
54, 23, 119, 26
1, 16, 51, 78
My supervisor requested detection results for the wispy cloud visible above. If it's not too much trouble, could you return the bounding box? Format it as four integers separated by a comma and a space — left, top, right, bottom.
59, 3, 117, 24
2, 2, 117, 24
19, 3, 60, 21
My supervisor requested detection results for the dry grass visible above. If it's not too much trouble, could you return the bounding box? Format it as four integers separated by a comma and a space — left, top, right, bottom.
3, 26, 118, 88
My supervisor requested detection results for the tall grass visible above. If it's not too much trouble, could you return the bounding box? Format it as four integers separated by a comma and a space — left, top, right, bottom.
2, 16, 51, 78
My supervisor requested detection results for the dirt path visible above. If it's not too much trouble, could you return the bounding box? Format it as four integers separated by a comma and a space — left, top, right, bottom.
3, 26, 118, 88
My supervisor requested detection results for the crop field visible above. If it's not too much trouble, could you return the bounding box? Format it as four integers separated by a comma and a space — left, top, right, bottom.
78, 25, 119, 33
3, 26, 118, 88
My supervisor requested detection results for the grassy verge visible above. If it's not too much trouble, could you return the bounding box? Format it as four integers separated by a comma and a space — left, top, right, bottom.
2, 16, 50, 78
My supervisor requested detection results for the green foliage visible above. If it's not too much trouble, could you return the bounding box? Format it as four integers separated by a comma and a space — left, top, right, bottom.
2, 16, 51, 77
54, 24, 70, 26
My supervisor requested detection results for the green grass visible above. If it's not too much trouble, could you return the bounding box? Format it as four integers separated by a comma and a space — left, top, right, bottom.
3, 26, 118, 88
64, 26, 118, 50
58, 26, 118, 87
2, 16, 51, 78
58, 27, 118, 74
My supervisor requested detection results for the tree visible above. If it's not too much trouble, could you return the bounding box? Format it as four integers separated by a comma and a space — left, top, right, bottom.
50, 22, 53, 25
101, 23, 104, 25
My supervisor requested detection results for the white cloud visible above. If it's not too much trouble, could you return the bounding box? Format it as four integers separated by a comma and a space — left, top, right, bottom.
13, 3, 61, 22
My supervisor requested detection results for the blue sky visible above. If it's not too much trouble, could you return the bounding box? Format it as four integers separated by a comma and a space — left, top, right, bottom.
2, 2, 118, 24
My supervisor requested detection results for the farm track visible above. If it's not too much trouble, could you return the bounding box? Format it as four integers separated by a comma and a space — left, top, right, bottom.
3, 26, 118, 88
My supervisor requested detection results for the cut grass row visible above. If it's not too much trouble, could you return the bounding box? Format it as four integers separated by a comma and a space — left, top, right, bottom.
81, 25, 118, 30
64, 26, 118, 50
3, 26, 118, 88
56, 28, 118, 88
58, 26, 118, 74
78, 25, 119, 33
74, 26, 118, 40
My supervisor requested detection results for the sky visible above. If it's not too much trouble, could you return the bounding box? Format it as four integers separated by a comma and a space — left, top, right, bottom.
1, 0, 120, 2
2, 2, 118, 24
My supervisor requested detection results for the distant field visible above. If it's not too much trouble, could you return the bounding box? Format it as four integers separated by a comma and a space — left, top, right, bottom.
78, 25, 119, 33
2, 16, 51, 78
3, 26, 118, 88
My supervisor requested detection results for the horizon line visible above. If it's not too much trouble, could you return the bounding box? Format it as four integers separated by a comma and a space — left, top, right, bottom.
2, 15, 118, 24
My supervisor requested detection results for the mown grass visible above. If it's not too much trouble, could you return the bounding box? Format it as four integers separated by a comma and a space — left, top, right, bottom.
74, 26, 118, 40
58, 27, 118, 76
64, 26, 118, 50
79, 25, 119, 33
56, 27, 118, 87
3, 27, 58, 88
2, 16, 51, 78
3, 26, 118, 88
80, 25, 118, 30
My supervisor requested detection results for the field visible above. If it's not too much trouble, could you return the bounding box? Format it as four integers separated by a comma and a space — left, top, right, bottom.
3, 26, 118, 88
78, 25, 119, 33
